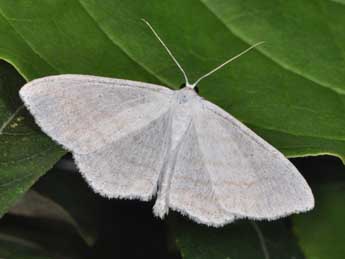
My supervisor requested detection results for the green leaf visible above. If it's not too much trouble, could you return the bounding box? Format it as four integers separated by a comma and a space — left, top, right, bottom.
293, 182, 345, 259
202, 0, 345, 94
0, 0, 344, 162
173, 217, 305, 259
252, 126, 345, 164
0, 60, 64, 216
0, 0, 344, 214
201, 0, 345, 162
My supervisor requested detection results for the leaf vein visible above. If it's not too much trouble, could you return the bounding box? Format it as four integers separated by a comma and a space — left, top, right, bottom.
77, 0, 173, 87
199, 0, 345, 96
251, 222, 270, 259
0, 9, 60, 74
0, 105, 24, 135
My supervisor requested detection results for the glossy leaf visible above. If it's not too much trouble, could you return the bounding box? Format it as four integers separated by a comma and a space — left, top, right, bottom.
0, 60, 64, 216
0, 0, 344, 163
0, 0, 344, 225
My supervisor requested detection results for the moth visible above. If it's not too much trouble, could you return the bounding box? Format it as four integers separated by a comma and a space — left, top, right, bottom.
19, 20, 314, 226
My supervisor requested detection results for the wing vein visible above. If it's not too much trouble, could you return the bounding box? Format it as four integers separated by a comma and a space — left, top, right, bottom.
205, 102, 295, 174
193, 118, 225, 214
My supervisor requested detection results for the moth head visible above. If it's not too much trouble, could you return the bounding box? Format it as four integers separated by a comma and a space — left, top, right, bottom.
180, 83, 199, 94
142, 19, 264, 91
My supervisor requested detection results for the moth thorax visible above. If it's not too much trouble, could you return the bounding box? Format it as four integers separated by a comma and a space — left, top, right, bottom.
176, 87, 198, 104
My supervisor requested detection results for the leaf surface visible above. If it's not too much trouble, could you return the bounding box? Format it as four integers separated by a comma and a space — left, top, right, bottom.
293, 182, 345, 259
174, 218, 304, 259
0, 0, 344, 162
0, 60, 64, 216
0, 0, 344, 219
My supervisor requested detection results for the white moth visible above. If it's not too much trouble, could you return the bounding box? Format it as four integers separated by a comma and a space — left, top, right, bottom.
19, 20, 314, 226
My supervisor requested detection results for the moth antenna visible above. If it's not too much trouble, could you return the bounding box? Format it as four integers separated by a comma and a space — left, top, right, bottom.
142, 18, 191, 87
190, 41, 265, 88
